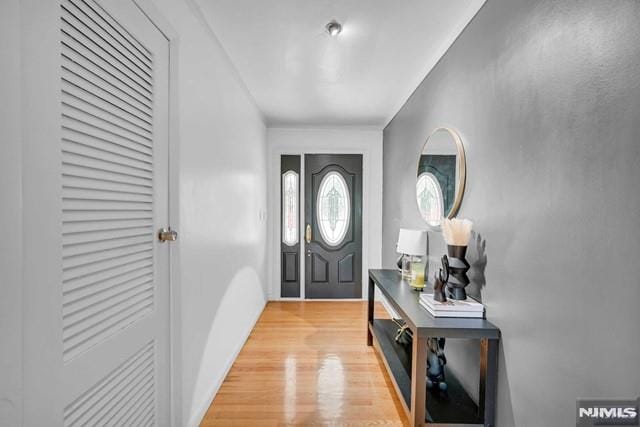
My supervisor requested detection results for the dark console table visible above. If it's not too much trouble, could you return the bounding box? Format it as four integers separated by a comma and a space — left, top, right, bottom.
367, 269, 500, 427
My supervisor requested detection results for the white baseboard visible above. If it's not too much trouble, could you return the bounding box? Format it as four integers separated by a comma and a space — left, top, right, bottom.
188, 301, 266, 427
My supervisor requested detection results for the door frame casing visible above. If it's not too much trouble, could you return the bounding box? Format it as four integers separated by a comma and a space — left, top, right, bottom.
267, 127, 383, 300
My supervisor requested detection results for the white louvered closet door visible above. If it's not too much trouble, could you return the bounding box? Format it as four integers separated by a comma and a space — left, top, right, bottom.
60, 0, 170, 425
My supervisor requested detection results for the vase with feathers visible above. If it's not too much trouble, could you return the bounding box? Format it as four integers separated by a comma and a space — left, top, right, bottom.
441, 218, 473, 300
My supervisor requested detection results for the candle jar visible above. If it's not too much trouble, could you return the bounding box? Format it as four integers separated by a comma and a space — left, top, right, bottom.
410, 256, 426, 290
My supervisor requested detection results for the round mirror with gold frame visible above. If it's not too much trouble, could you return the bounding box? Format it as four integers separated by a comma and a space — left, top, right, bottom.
416, 127, 466, 228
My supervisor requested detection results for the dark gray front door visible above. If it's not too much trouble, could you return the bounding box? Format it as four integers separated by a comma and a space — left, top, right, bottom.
305, 154, 362, 298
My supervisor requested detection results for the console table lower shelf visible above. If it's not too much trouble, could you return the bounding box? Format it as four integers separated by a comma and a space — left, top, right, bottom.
369, 319, 482, 426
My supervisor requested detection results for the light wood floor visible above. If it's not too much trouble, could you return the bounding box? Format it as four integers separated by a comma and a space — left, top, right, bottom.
201, 301, 408, 426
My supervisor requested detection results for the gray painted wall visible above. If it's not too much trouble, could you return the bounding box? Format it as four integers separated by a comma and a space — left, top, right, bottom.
382, 0, 640, 425
0, 1, 22, 425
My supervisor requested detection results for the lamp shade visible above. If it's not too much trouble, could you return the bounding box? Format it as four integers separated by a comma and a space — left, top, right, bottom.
396, 228, 427, 256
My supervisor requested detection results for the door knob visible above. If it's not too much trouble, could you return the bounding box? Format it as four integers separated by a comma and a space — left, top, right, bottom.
305, 224, 312, 244
158, 227, 178, 242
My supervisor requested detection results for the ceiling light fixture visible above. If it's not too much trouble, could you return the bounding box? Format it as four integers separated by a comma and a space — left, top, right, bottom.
326, 20, 342, 37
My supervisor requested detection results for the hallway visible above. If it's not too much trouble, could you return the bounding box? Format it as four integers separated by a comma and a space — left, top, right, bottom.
201, 302, 407, 426
4, 0, 640, 425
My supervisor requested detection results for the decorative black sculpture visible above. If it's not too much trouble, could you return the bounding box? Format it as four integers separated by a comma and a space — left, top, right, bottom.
427, 337, 447, 391
443, 244, 470, 300
433, 255, 448, 302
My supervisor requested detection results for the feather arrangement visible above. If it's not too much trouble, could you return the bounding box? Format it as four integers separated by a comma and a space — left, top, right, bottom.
441, 218, 473, 246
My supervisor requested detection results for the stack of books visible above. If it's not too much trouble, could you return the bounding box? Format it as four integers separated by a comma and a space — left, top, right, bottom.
419, 293, 485, 318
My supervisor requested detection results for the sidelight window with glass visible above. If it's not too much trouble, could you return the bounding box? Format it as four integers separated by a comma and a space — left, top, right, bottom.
282, 170, 299, 246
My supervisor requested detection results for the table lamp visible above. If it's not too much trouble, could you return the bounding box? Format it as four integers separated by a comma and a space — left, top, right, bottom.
396, 229, 428, 290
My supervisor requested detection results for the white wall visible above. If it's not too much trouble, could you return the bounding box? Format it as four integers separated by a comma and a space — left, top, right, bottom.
266, 127, 383, 299
148, 1, 269, 425
0, 1, 22, 425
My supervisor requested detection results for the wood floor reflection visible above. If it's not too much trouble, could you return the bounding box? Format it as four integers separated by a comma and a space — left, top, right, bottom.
201, 301, 408, 426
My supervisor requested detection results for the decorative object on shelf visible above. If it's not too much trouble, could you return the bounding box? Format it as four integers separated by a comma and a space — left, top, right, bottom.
433, 255, 449, 302
396, 228, 427, 290
415, 127, 467, 229
441, 218, 473, 300
392, 318, 413, 346
410, 258, 426, 291
433, 277, 446, 303
427, 338, 447, 392
445, 245, 471, 300
419, 292, 485, 318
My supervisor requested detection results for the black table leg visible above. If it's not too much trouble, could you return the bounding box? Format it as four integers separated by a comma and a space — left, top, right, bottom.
479, 338, 498, 427
367, 276, 374, 346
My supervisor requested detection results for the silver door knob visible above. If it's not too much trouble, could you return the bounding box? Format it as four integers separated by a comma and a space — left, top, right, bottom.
158, 227, 178, 242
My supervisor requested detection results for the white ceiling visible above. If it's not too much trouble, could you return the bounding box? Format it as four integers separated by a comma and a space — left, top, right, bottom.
194, 0, 486, 128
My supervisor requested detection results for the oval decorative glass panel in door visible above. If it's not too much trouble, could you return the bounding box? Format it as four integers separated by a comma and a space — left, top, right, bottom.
317, 171, 351, 246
